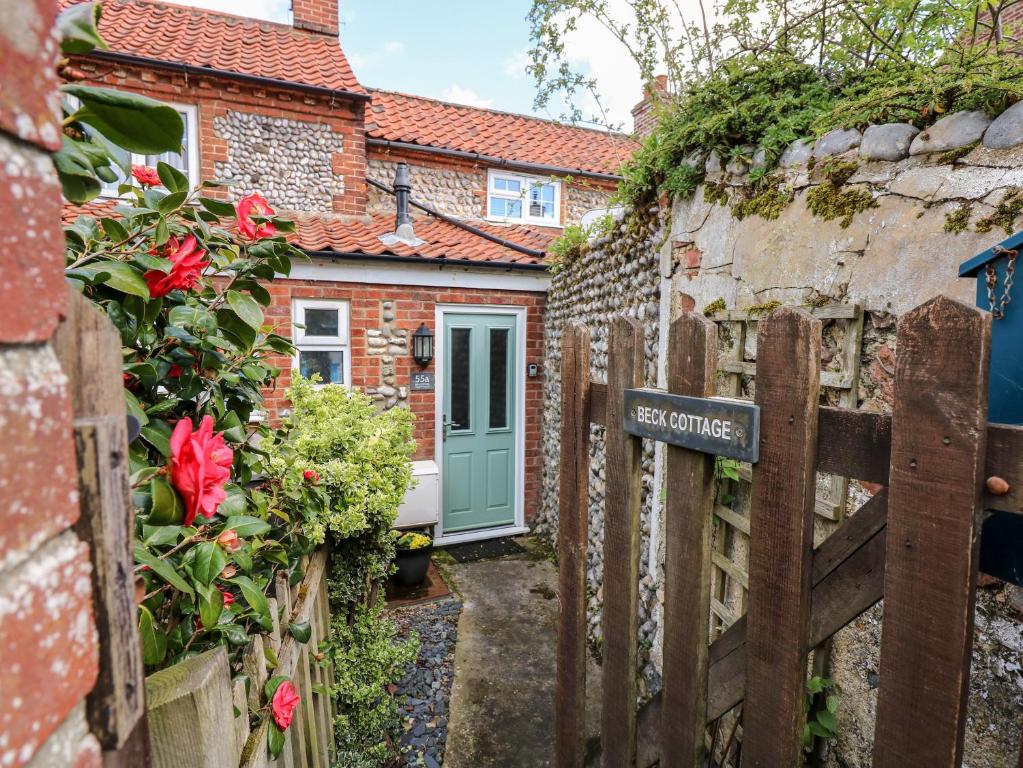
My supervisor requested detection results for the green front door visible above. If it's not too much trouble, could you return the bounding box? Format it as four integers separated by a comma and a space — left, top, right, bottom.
442, 313, 517, 534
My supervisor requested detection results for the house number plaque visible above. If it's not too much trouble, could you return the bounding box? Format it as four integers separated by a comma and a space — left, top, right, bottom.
623, 388, 760, 463
411, 372, 435, 391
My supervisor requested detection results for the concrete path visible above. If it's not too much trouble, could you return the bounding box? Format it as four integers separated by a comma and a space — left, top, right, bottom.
441, 539, 601, 768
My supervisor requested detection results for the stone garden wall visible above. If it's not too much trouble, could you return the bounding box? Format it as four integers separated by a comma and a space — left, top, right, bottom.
536, 106, 1023, 764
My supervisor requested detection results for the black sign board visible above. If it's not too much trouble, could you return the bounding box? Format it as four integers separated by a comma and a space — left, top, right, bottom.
411, 372, 435, 392
623, 388, 760, 463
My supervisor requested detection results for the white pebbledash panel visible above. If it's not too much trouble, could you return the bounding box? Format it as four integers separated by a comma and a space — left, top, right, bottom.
394, 460, 440, 529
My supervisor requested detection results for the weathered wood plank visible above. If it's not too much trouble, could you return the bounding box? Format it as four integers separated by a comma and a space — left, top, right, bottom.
601, 316, 645, 768
147, 647, 236, 768
660, 312, 718, 768
987, 423, 1023, 514
54, 289, 146, 750
712, 305, 859, 322
555, 323, 591, 768
817, 407, 891, 485
743, 308, 822, 768
102, 716, 153, 768
721, 360, 851, 389
589, 381, 607, 427
590, 492, 890, 768
873, 296, 991, 768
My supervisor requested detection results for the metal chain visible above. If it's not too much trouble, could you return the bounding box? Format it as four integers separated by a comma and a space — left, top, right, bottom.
985, 245, 1017, 320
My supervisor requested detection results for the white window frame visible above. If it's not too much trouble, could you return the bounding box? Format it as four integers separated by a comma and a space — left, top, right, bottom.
485, 169, 561, 227
291, 298, 352, 388
98, 102, 200, 198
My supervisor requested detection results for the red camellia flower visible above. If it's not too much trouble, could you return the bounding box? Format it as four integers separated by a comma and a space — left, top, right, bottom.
218, 586, 235, 606
235, 193, 277, 240
169, 415, 234, 526
217, 528, 242, 552
302, 470, 320, 484
143, 234, 210, 298
131, 165, 161, 187
272, 681, 300, 731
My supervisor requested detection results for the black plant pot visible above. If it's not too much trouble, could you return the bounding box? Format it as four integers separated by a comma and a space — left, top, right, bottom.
394, 545, 432, 587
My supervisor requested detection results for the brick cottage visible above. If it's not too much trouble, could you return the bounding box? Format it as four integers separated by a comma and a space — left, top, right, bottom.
62, 0, 636, 543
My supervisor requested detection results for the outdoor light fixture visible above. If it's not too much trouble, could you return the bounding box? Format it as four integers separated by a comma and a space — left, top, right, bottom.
412, 323, 434, 368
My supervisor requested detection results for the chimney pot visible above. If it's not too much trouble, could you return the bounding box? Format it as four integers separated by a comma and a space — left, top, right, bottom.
291, 0, 339, 36
393, 162, 416, 242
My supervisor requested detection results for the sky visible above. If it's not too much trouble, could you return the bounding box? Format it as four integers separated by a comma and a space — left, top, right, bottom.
167, 0, 646, 128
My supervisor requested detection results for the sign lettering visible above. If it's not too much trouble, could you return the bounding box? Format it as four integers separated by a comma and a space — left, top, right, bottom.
411, 372, 435, 392
623, 388, 760, 462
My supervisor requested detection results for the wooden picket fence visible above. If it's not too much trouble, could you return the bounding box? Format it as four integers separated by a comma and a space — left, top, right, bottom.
146, 549, 337, 768
55, 289, 338, 767
555, 295, 1023, 768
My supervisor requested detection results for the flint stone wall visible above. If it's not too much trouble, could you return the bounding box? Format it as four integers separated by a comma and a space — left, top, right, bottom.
214, 111, 345, 211
366, 159, 482, 220
537, 112, 1023, 765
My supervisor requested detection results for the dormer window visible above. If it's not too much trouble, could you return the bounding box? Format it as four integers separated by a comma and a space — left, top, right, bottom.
487, 170, 561, 227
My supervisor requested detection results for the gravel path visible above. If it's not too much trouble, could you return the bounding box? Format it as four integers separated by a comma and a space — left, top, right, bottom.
390, 597, 462, 767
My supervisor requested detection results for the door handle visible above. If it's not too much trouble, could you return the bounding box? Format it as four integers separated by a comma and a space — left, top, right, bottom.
442, 415, 454, 441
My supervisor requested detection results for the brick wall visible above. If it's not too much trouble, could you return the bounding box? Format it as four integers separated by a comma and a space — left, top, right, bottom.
631, 74, 669, 138
260, 278, 548, 520
70, 58, 368, 215
1, 2, 101, 766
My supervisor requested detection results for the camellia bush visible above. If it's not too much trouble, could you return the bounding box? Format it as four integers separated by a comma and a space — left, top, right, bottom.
56, 4, 420, 761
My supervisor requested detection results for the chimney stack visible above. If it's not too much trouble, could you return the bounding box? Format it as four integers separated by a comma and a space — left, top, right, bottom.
291, 0, 339, 36
631, 74, 669, 138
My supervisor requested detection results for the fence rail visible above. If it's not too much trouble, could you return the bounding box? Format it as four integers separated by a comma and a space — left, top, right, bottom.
555, 295, 1023, 768
146, 549, 335, 768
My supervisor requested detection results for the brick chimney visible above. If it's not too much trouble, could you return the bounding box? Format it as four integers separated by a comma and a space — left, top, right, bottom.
631, 74, 669, 137
291, 0, 339, 36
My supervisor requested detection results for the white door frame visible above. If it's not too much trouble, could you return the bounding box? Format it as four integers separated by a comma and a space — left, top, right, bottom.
433, 303, 530, 546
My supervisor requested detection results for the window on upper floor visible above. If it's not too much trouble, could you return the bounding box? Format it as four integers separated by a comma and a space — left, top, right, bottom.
486, 170, 561, 227
69, 100, 200, 198
292, 299, 351, 387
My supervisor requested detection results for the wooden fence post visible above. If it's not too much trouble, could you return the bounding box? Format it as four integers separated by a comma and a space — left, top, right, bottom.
601, 316, 645, 767
53, 289, 148, 756
147, 647, 237, 768
555, 323, 591, 768
872, 296, 991, 768
742, 308, 822, 767
660, 311, 718, 768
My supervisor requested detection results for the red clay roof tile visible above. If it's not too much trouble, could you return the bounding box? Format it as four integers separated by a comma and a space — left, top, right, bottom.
64, 203, 553, 267
367, 90, 637, 177
59, 0, 366, 95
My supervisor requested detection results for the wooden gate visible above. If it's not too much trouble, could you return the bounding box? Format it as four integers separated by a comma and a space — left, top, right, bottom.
554, 295, 1023, 768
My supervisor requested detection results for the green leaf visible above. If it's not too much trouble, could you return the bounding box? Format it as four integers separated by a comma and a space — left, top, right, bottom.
155, 218, 169, 247
267, 721, 286, 759
231, 575, 272, 630
72, 260, 150, 298
131, 466, 162, 486
143, 524, 184, 548
138, 605, 168, 666
193, 541, 228, 586
168, 304, 214, 330
826, 694, 840, 713
223, 515, 271, 537
289, 621, 312, 644
100, 217, 129, 241
63, 85, 184, 155
140, 420, 172, 457
199, 197, 237, 218
263, 675, 288, 700
261, 541, 290, 567
227, 290, 263, 330
148, 477, 185, 526
216, 410, 247, 443
57, 2, 107, 55
197, 582, 224, 630
264, 644, 279, 670
134, 544, 194, 598
123, 389, 149, 428
217, 484, 248, 517
157, 161, 189, 194
217, 623, 250, 646
157, 190, 189, 215
815, 710, 837, 732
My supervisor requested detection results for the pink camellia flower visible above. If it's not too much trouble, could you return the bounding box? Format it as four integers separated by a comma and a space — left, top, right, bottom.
302, 470, 320, 484
143, 234, 210, 298
131, 165, 161, 187
235, 193, 277, 240
169, 415, 233, 526
272, 681, 300, 731
217, 528, 242, 552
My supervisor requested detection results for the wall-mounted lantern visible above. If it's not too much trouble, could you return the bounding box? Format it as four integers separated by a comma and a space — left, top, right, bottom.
412, 323, 434, 368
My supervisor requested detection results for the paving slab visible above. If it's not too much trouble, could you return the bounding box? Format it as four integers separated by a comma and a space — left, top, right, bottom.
442, 540, 602, 767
